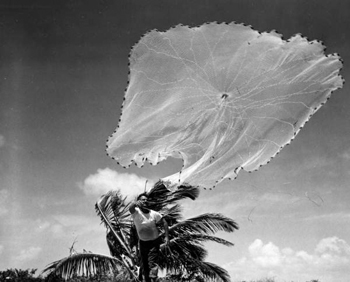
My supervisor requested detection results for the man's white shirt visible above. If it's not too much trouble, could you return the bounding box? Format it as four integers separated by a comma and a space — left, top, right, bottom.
132, 207, 162, 241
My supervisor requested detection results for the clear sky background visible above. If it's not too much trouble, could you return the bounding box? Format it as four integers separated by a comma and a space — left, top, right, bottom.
0, 1, 349, 281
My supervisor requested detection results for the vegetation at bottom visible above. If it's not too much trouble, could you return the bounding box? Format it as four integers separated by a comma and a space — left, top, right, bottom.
0, 269, 322, 282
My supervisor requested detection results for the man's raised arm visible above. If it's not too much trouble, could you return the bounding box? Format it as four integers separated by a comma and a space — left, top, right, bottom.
129, 200, 139, 214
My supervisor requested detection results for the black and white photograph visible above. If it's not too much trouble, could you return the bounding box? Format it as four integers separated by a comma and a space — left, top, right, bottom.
1, 1, 349, 281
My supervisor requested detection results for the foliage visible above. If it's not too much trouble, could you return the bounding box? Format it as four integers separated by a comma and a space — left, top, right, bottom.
254, 279, 276, 282
0, 268, 43, 281
0, 269, 321, 282
42, 253, 124, 281
236, 279, 320, 282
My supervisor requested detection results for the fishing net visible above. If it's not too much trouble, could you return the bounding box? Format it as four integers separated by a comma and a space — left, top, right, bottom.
106, 22, 343, 188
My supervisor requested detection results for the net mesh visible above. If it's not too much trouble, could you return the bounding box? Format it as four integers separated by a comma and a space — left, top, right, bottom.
106, 22, 343, 189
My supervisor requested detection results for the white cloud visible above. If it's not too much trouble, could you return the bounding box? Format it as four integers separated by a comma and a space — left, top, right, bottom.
0, 189, 9, 216
249, 239, 282, 267
315, 236, 350, 258
78, 167, 152, 197
0, 245, 4, 255
226, 236, 350, 282
15, 246, 42, 262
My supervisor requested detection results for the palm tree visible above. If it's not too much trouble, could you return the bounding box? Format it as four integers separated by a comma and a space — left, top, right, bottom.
0, 268, 43, 281
43, 181, 238, 282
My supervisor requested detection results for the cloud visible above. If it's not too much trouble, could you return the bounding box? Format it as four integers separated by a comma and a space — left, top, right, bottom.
51, 223, 65, 237
302, 212, 350, 222
249, 239, 282, 267
34, 220, 51, 233
78, 168, 152, 197
51, 214, 106, 237
0, 245, 3, 255
340, 148, 350, 161
0, 189, 9, 216
315, 236, 350, 257
226, 236, 350, 282
53, 214, 95, 227
31, 218, 87, 240
15, 246, 42, 262
33, 219, 65, 238
0, 134, 5, 148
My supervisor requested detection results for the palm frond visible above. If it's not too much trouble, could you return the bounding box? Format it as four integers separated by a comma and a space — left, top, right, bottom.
146, 181, 171, 211
42, 253, 123, 281
159, 204, 183, 225
158, 242, 230, 282
95, 191, 133, 258
95, 191, 118, 228
164, 260, 231, 282
106, 231, 127, 260
95, 190, 128, 229
146, 181, 199, 212
169, 183, 200, 201
157, 238, 208, 269
169, 213, 239, 235
96, 201, 131, 257
191, 261, 231, 282
171, 233, 234, 247
147, 181, 170, 200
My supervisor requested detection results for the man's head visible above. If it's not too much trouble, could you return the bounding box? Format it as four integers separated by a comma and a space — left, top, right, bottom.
137, 192, 148, 201
137, 193, 149, 211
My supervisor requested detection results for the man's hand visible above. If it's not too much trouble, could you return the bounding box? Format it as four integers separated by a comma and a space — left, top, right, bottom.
135, 200, 143, 208
129, 199, 144, 214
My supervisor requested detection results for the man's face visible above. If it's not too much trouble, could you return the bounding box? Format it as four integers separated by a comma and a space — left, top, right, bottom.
139, 196, 148, 208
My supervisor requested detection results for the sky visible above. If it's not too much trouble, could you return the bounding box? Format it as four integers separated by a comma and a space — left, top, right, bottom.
0, 0, 349, 281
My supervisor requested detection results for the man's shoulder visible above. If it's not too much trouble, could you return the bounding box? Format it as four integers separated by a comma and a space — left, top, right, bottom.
150, 209, 160, 214
150, 209, 162, 218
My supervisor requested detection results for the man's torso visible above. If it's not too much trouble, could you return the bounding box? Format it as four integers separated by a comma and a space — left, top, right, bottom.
132, 207, 162, 241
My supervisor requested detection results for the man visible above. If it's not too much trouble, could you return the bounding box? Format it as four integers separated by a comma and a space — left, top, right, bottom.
129, 193, 169, 282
